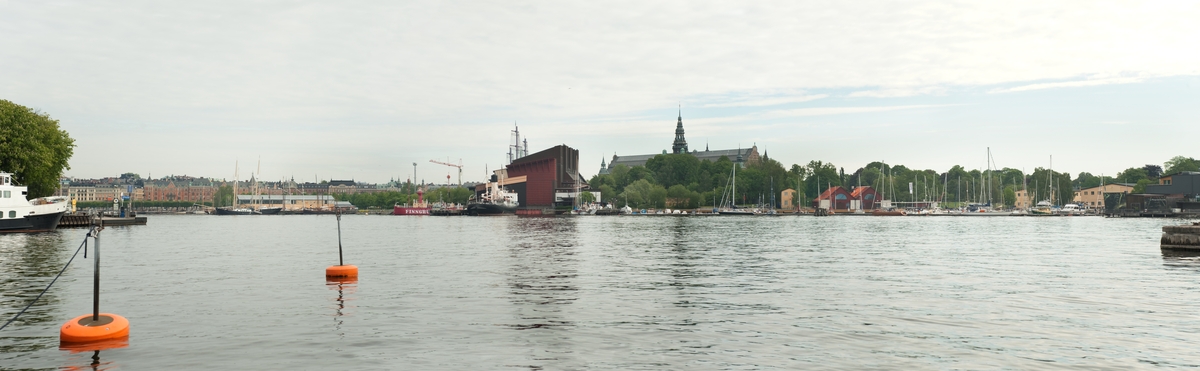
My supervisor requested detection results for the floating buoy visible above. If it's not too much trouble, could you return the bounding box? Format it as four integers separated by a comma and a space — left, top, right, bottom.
325, 211, 359, 278
60, 225, 129, 348
60, 313, 129, 343
325, 264, 358, 278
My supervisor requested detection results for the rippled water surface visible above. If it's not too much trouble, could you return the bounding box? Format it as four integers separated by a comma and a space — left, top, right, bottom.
2, 215, 1200, 370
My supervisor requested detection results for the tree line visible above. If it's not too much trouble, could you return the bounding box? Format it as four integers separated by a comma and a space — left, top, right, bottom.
588, 153, 1200, 210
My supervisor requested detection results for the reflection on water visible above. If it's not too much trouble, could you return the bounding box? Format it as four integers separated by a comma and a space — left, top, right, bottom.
503, 217, 579, 369
326, 279, 357, 334
59, 350, 116, 371
0, 231, 70, 360
3, 216, 1200, 369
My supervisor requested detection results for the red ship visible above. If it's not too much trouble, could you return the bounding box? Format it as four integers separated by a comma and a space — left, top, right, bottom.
393, 188, 432, 215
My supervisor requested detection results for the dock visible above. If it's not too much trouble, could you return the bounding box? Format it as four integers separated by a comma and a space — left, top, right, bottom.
56, 214, 148, 228
1161, 223, 1200, 251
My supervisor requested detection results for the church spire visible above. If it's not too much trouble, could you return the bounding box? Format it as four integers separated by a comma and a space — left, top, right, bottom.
671, 105, 688, 154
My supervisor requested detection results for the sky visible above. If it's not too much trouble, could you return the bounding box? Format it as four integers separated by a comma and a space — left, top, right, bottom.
2, 1, 1198, 184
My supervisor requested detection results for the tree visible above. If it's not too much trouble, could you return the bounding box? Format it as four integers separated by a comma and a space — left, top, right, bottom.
1074, 172, 1101, 189
1143, 164, 1163, 179
1164, 156, 1200, 175
580, 191, 595, 203
1116, 167, 1148, 184
1003, 185, 1017, 207
0, 100, 76, 198
1133, 179, 1154, 194
213, 185, 235, 207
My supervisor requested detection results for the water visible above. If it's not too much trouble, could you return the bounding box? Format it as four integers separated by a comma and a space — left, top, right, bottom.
2, 215, 1200, 370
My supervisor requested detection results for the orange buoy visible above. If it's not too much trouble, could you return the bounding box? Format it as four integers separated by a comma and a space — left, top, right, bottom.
60, 313, 129, 344
325, 264, 358, 278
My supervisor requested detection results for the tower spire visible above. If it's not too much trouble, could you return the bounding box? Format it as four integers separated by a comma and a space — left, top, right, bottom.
672, 106, 688, 154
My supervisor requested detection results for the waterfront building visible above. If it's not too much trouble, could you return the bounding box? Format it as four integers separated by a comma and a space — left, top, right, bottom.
142, 178, 217, 202
328, 180, 357, 194
235, 194, 344, 211
849, 186, 879, 210
65, 185, 137, 202
1072, 184, 1133, 209
1014, 189, 1031, 209
601, 110, 760, 174
1147, 172, 1200, 194
781, 189, 797, 210
812, 186, 853, 210
505, 144, 586, 210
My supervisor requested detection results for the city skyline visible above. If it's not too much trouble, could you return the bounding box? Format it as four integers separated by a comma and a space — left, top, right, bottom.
2, 1, 1197, 183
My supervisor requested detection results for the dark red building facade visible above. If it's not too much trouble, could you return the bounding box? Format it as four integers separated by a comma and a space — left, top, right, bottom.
505, 144, 585, 209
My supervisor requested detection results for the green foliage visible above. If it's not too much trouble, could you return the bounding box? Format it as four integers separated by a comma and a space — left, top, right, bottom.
1164, 156, 1200, 175
1028, 167, 1073, 205
1133, 179, 1154, 194
1117, 167, 1148, 184
1003, 185, 1017, 207
666, 184, 701, 209
0, 100, 76, 198
1074, 172, 1101, 189
586, 153, 1194, 209
579, 191, 595, 203
619, 179, 666, 209
213, 185, 235, 207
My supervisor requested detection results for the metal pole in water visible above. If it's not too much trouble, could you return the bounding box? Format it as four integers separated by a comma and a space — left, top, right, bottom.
336, 211, 344, 266
92, 225, 100, 322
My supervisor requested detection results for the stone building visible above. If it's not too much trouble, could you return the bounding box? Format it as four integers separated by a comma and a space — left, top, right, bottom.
600, 110, 760, 174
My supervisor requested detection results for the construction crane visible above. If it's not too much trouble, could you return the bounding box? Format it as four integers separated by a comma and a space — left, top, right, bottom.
430, 158, 463, 186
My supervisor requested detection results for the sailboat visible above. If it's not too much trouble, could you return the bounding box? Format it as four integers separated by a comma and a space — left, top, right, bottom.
958, 148, 1011, 216
1029, 156, 1057, 216
718, 162, 755, 215
214, 161, 255, 215
872, 162, 906, 216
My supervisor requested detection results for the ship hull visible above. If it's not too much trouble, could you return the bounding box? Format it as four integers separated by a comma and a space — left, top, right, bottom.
213, 207, 254, 215
393, 206, 432, 215
466, 203, 516, 216
0, 210, 66, 233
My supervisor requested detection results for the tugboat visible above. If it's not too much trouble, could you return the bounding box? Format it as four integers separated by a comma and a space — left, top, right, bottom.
0, 171, 69, 233
393, 187, 432, 215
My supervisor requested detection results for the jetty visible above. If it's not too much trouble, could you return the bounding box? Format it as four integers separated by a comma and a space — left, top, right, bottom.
57, 214, 148, 228
1161, 222, 1200, 251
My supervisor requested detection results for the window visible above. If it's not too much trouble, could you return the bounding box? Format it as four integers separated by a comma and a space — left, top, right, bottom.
8, 211, 14, 218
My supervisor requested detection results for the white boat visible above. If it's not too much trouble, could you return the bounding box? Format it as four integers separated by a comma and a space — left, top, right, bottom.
1057, 203, 1086, 216
0, 171, 69, 233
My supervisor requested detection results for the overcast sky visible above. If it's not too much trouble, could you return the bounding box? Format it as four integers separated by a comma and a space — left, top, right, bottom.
3, 1, 1198, 184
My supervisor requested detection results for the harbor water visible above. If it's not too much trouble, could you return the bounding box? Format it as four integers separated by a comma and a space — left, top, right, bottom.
2, 215, 1199, 369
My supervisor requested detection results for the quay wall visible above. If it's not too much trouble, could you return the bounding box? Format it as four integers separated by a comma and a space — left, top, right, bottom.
1161, 224, 1200, 250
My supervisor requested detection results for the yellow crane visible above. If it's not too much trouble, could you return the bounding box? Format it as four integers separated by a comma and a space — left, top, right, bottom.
430, 159, 463, 187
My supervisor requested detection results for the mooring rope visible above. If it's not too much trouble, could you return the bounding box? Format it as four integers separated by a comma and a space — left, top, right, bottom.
0, 227, 97, 331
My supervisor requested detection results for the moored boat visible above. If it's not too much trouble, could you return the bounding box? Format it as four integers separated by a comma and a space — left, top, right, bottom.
871, 209, 907, 216
394, 187, 433, 215
0, 171, 69, 233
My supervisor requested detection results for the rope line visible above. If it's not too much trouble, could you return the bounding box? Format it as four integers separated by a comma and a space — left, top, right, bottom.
0, 227, 96, 331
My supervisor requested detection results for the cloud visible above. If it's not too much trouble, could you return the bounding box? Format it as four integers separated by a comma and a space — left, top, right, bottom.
990, 77, 1146, 93
760, 105, 949, 119
702, 94, 828, 107
2, 1, 1198, 181
848, 87, 946, 98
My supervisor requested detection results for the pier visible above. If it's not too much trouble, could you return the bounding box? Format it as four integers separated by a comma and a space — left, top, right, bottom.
1161, 223, 1200, 251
